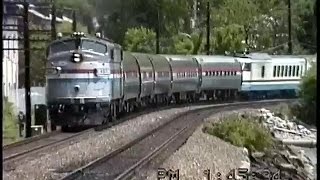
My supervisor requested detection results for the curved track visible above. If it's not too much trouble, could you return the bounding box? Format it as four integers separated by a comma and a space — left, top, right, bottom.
3, 129, 93, 165
3, 98, 238, 167
60, 99, 294, 180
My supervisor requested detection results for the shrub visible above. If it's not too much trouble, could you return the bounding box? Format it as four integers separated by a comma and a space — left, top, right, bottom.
3, 99, 19, 144
204, 114, 274, 152
290, 61, 316, 125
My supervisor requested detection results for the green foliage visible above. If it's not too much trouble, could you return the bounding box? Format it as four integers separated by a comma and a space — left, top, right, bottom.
213, 24, 246, 54
171, 34, 194, 54
204, 114, 274, 152
123, 27, 156, 53
57, 22, 88, 34
3, 99, 20, 145
57, 0, 316, 54
293, 62, 316, 125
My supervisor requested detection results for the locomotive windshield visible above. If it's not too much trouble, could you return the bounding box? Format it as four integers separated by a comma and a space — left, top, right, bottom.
81, 40, 107, 54
48, 39, 108, 55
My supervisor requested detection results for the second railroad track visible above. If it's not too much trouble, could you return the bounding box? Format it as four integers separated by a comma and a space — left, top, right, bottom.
61, 99, 292, 180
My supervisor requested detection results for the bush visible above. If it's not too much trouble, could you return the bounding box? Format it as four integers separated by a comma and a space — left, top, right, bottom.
3, 99, 19, 145
293, 61, 316, 125
203, 114, 274, 152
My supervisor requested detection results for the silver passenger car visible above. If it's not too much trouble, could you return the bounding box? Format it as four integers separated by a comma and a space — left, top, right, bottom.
132, 53, 155, 99
193, 55, 242, 91
148, 54, 172, 96
122, 52, 140, 101
162, 55, 200, 94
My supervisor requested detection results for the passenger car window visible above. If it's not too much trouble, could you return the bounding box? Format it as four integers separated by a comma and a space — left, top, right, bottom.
277, 66, 280, 77
296, 66, 300, 76
281, 66, 284, 77
289, 66, 292, 77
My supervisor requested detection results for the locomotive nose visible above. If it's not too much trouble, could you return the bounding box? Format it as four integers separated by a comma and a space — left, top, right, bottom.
74, 85, 80, 92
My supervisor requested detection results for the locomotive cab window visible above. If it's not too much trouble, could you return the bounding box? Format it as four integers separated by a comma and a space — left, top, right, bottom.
243, 63, 252, 71
49, 40, 77, 55
81, 40, 107, 54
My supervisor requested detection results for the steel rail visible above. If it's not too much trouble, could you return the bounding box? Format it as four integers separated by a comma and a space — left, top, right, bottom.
61, 99, 294, 180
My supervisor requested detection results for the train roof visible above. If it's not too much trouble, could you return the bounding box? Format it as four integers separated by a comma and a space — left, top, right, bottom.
192, 55, 237, 63
160, 54, 195, 61
48, 34, 121, 48
233, 53, 272, 60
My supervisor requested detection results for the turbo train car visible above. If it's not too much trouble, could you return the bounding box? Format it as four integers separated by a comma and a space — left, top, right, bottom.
236, 53, 308, 99
45, 32, 310, 130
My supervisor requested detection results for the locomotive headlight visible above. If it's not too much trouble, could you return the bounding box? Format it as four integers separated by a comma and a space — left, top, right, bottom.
72, 53, 81, 63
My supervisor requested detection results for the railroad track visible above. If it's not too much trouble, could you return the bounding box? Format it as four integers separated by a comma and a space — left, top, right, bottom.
61, 99, 294, 180
3, 98, 236, 168
3, 129, 94, 166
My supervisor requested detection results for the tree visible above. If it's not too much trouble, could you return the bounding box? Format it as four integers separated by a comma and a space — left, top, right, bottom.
212, 24, 246, 54
123, 27, 156, 53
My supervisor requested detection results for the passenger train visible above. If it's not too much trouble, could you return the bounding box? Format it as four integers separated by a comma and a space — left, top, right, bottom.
45, 32, 314, 130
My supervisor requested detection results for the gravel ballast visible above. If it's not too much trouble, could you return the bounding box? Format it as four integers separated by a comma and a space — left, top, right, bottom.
3, 107, 195, 180
138, 108, 258, 180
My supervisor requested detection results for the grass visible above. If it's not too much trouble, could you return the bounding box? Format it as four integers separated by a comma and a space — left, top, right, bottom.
3, 99, 21, 145
203, 113, 274, 152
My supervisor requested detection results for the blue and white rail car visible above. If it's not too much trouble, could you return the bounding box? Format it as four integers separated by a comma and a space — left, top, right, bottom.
46, 33, 123, 129
236, 53, 306, 99
193, 55, 242, 100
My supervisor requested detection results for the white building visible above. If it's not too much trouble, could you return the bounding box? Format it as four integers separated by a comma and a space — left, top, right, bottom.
3, 2, 73, 113
3, 4, 20, 109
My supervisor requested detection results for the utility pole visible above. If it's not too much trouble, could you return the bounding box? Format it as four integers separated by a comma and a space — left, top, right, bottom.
206, 1, 210, 55
23, 1, 32, 138
51, 1, 56, 40
287, 0, 292, 54
156, 3, 160, 54
72, 10, 77, 32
